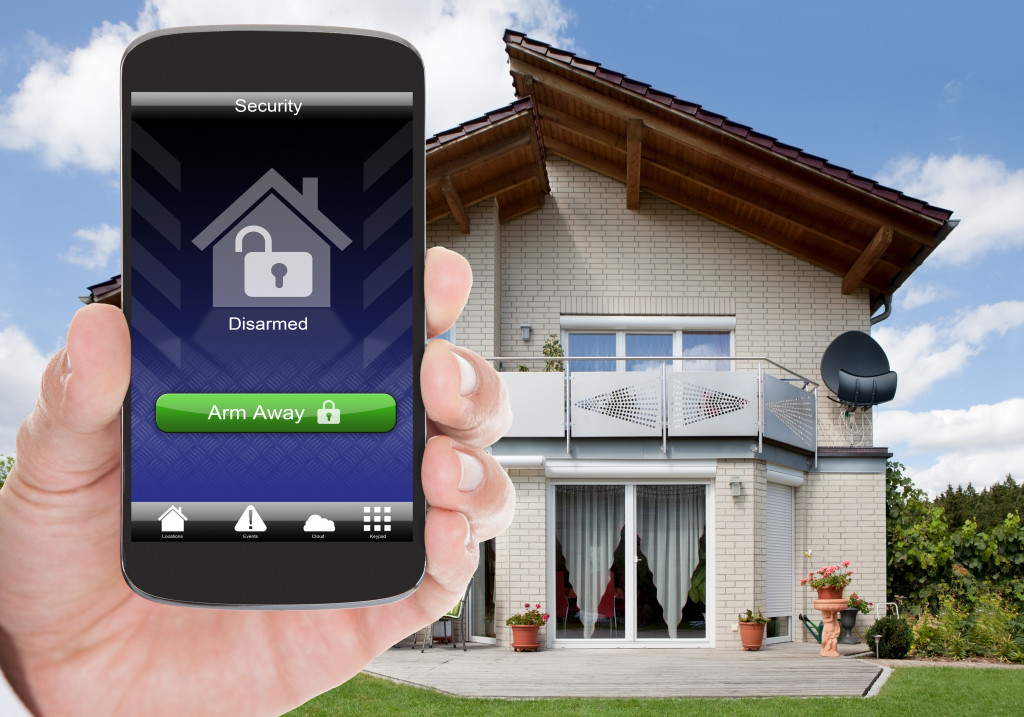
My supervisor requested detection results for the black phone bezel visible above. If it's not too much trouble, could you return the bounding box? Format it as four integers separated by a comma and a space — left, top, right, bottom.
120, 27, 426, 607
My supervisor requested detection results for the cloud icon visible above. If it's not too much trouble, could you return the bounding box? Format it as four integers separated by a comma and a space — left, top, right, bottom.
303, 514, 335, 532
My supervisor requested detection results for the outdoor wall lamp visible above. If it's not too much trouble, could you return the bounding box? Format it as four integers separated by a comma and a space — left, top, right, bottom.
729, 478, 743, 497
520, 322, 532, 341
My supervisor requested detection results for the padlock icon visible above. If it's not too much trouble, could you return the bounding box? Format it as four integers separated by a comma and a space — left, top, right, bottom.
235, 225, 314, 298
317, 399, 341, 425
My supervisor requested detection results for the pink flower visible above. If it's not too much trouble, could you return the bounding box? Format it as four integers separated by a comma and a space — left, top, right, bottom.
842, 560, 851, 567
535, 603, 541, 609
524, 603, 530, 608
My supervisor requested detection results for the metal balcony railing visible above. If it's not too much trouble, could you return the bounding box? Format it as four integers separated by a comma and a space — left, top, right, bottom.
486, 356, 818, 461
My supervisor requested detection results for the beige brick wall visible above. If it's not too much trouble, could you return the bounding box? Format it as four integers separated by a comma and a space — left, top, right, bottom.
714, 460, 768, 646
793, 471, 887, 641
427, 155, 887, 649
494, 468, 547, 648
497, 158, 871, 447
427, 198, 500, 357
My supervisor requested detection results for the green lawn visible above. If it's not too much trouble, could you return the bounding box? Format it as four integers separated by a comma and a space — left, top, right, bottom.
284, 666, 1024, 717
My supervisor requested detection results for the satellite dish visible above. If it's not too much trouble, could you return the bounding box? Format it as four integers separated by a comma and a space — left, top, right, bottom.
820, 331, 897, 406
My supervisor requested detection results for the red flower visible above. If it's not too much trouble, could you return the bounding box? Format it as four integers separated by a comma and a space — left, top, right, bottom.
524, 603, 530, 608
535, 603, 541, 609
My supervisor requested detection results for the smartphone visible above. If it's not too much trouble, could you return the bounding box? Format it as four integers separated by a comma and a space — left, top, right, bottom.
120, 27, 425, 607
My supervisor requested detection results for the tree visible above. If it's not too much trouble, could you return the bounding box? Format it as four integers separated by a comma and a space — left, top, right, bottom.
0, 453, 13, 490
934, 474, 1024, 532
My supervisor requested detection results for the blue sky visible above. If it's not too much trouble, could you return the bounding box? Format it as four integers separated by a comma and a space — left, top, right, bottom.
1, 1, 1022, 495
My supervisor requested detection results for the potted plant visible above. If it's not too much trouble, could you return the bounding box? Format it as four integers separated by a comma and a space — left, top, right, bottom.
799, 560, 855, 599
839, 592, 873, 644
506, 602, 549, 651
737, 607, 769, 651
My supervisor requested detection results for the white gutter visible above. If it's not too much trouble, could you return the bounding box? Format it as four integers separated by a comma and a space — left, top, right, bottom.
545, 460, 717, 479
492, 455, 546, 469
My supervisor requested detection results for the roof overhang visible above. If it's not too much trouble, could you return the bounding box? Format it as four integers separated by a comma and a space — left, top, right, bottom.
504, 31, 955, 309
426, 97, 549, 231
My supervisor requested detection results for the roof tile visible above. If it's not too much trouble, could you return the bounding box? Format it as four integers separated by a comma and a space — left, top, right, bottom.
426, 97, 538, 150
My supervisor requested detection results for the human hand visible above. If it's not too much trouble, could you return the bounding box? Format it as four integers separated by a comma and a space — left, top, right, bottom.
0, 246, 514, 716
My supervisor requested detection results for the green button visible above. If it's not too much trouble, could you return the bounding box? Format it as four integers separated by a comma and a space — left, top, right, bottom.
155, 393, 396, 433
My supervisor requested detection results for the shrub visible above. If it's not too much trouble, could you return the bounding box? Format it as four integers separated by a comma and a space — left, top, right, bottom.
968, 593, 1016, 660
913, 595, 970, 659
865, 615, 913, 659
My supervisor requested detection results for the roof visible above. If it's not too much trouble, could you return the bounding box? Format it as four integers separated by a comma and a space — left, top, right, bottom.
503, 30, 956, 308
505, 31, 952, 223
80, 275, 122, 306
426, 97, 550, 229
90, 34, 956, 310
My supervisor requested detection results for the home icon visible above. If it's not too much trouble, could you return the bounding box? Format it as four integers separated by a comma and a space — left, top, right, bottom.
159, 505, 188, 533
192, 169, 352, 308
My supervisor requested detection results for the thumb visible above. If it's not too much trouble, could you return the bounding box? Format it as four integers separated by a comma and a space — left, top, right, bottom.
13, 303, 130, 493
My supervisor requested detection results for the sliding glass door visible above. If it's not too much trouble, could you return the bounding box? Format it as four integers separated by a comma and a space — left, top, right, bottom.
553, 483, 709, 643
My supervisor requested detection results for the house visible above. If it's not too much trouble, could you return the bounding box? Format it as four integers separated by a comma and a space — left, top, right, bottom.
191, 169, 352, 308
88, 32, 955, 650
425, 31, 954, 649
159, 505, 187, 533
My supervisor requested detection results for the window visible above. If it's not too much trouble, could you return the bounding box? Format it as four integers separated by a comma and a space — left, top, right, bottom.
562, 317, 734, 373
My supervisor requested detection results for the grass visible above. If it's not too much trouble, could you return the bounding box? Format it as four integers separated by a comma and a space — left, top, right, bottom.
284, 666, 1024, 717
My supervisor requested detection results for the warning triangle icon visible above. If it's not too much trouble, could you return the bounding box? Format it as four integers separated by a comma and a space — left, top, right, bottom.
234, 505, 268, 532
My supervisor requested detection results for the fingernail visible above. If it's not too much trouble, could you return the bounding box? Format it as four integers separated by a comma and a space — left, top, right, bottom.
453, 352, 478, 396
455, 448, 484, 492
461, 511, 473, 548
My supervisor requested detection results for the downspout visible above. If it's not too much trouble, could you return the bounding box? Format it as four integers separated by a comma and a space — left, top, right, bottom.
869, 294, 892, 325
871, 218, 960, 326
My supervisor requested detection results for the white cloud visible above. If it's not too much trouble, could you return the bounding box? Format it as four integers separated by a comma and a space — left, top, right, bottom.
0, 0, 573, 172
878, 154, 1024, 264
877, 399, 1024, 453
0, 21, 143, 171
873, 301, 1024, 405
0, 325, 51, 455
61, 223, 120, 270
878, 399, 1024, 495
898, 282, 954, 310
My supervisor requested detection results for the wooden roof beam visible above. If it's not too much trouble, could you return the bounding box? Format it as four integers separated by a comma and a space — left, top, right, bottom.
642, 148, 900, 275
440, 176, 470, 234
511, 61, 940, 247
626, 119, 643, 210
427, 165, 542, 223
537, 105, 626, 150
427, 132, 530, 184
843, 225, 893, 295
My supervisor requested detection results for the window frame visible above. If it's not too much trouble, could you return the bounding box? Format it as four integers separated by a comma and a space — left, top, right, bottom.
560, 317, 735, 373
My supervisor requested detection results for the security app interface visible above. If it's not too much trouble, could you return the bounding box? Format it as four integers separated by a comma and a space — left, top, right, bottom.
129, 92, 413, 542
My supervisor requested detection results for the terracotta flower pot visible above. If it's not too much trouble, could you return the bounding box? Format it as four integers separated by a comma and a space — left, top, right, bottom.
738, 621, 766, 651
816, 586, 844, 600
510, 624, 540, 652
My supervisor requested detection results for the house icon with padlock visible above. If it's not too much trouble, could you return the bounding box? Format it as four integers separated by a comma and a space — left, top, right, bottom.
192, 169, 352, 308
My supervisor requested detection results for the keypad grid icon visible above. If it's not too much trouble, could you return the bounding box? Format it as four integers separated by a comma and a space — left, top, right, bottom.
363, 505, 392, 532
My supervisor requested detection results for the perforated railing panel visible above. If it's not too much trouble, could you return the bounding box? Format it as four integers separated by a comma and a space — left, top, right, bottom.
667, 372, 758, 437
763, 375, 816, 451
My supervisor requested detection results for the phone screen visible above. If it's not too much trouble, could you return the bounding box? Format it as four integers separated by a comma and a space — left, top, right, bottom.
126, 91, 416, 544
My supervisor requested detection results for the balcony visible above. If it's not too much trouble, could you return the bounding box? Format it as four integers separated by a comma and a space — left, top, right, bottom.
491, 357, 818, 457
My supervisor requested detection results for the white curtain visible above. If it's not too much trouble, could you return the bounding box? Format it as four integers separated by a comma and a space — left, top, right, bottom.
556, 486, 624, 639
636, 485, 706, 639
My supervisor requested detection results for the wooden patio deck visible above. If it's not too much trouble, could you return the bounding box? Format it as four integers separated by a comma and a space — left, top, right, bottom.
366, 641, 885, 699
